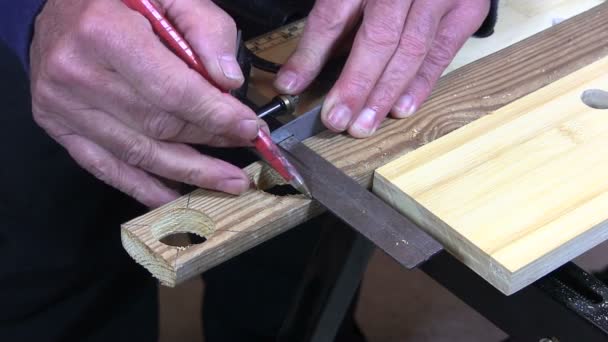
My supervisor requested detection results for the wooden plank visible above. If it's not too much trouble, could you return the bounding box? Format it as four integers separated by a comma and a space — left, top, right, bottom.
373, 57, 608, 295
121, 4, 608, 287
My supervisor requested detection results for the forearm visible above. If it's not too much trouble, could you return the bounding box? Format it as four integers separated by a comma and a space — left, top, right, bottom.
0, 0, 47, 73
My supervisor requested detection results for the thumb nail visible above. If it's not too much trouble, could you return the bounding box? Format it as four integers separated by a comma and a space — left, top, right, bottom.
274, 70, 298, 93
219, 54, 244, 81
238, 119, 260, 140
217, 178, 250, 195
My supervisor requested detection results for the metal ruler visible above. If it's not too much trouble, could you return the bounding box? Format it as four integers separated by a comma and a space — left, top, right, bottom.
244, 18, 443, 269
271, 106, 442, 269
245, 19, 306, 53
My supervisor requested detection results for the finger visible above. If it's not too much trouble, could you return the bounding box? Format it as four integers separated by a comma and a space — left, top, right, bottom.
75, 108, 252, 195
352, 0, 449, 138
85, 1, 258, 142
392, 2, 490, 118
71, 67, 250, 146
320, 0, 412, 134
274, 0, 361, 94
57, 133, 179, 208
159, 0, 245, 90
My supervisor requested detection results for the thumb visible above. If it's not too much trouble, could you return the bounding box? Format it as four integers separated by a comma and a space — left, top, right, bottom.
158, 0, 244, 90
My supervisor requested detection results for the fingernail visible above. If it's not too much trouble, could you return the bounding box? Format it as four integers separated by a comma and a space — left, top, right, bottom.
219, 54, 243, 80
275, 70, 298, 93
218, 178, 249, 194
238, 119, 259, 140
393, 94, 417, 118
327, 104, 352, 131
352, 108, 377, 137
258, 119, 271, 135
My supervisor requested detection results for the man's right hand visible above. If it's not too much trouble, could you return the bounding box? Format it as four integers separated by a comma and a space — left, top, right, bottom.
30, 0, 258, 208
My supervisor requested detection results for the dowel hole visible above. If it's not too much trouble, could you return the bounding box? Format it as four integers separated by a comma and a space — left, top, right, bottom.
263, 184, 299, 196
252, 164, 302, 197
581, 89, 608, 109
151, 208, 215, 248
160, 232, 207, 247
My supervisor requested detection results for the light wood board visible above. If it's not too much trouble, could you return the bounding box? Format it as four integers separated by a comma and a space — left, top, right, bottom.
374, 57, 608, 295
121, 3, 608, 287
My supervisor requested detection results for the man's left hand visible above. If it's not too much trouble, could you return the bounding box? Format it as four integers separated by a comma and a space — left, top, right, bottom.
274, 0, 490, 138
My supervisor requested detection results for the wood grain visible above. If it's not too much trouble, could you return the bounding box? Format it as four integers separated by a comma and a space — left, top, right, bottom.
121, 4, 608, 286
374, 56, 608, 295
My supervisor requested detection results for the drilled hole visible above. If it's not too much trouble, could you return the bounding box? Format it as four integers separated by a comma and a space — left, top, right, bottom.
151, 208, 215, 248
263, 184, 299, 196
253, 164, 287, 191
160, 232, 207, 247
581, 89, 608, 109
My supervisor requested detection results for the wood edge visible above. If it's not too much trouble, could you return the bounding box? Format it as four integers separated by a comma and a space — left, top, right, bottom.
170, 198, 324, 284
372, 171, 513, 295
120, 226, 176, 287
507, 219, 608, 294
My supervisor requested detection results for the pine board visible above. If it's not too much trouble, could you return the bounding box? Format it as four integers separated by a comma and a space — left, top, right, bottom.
121, 4, 608, 287
373, 57, 608, 295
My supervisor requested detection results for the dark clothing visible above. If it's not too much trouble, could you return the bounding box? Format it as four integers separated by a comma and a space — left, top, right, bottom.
0, 1, 498, 341
0, 43, 158, 341
0, 0, 499, 73
0, 0, 45, 72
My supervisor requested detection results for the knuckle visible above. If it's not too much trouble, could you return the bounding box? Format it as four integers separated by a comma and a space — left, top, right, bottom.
360, 20, 401, 50
30, 80, 56, 109
194, 101, 232, 133
342, 72, 375, 103
398, 33, 429, 60
415, 69, 434, 94
31, 105, 53, 129
156, 71, 189, 112
290, 47, 322, 77
43, 45, 80, 85
183, 166, 205, 186
309, 6, 343, 33
216, 12, 237, 32
75, 4, 108, 43
111, 163, 142, 200
123, 179, 147, 202
427, 35, 457, 68
371, 81, 399, 108
122, 137, 156, 169
188, 6, 236, 41
143, 111, 186, 140
87, 155, 115, 184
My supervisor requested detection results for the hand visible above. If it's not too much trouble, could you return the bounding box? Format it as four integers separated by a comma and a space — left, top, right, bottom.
275, 0, 490, 138
30, 0, 258, 208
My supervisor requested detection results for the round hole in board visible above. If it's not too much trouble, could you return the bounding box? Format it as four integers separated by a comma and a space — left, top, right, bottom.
253, 164, 301, 196
581, 89, 608, 109
150, 208, 215, 248
160, 232, 207, 247
263, 184, 299, 196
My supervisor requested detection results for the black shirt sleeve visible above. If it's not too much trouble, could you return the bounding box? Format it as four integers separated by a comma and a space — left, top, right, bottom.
474, 0, 499, 38
0, 1, 47, 74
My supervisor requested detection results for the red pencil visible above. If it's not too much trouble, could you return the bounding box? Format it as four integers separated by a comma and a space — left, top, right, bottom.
122, 0, 311, 197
